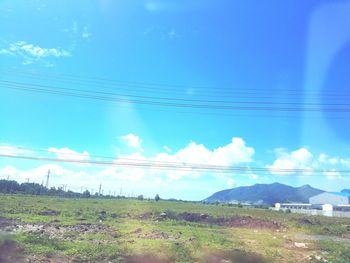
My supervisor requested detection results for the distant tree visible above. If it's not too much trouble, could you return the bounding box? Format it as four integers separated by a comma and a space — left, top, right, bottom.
137, 194, 144, 200
155, 194, 160, 202
82, 190, 91, 198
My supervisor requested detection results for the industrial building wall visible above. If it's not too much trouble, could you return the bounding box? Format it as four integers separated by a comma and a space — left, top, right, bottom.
309, 193, 349, 205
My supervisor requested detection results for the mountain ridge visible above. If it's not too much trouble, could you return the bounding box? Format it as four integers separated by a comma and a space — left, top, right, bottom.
204, 182, 325, 205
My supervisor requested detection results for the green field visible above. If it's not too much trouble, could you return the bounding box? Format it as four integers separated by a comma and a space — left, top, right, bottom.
1, 195, 350, 263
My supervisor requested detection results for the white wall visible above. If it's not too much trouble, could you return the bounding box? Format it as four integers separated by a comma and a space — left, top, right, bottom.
309, 193, 349, 205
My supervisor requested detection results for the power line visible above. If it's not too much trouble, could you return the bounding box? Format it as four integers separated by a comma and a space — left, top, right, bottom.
1, 81, 350, 112
2, 79, 350, 106
0, 153, 349, 175
6, 145, 350, 175
1, 68, 349, 98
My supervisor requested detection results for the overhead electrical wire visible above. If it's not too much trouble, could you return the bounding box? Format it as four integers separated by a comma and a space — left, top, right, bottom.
2, 79, 350, 106
0, 151, 348, 176
1, 80, 350, 112
1, 68, 348, 96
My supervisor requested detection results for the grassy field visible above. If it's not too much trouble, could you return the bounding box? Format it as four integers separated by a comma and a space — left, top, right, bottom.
1, 195, 350, 263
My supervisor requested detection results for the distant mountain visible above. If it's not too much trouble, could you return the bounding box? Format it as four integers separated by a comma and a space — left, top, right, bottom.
204, 183, 324, 205
341, 189, 350, 194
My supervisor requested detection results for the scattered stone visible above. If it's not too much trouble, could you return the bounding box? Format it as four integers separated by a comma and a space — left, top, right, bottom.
200, 213, 209, 219
174, 232, 182, 239
111, 213, 117, 219
307, 254, 328, 262
138, 230, 170, 240
112, 233, 121, 238
188, 236, 195, 242
294, 242, 308, 249
132, 228, 142, 234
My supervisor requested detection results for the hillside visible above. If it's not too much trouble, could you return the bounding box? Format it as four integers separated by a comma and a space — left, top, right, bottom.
341, 189, 350, 194
204, 182, 324, 205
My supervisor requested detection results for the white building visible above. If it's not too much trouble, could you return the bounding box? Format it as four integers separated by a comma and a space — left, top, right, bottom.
309, 192, 350, 206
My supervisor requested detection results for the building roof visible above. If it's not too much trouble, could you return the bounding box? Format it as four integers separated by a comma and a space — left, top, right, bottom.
329, 192, 350, 197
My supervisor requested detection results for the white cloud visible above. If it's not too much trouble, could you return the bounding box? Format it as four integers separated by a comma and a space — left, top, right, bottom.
4, 137, 350, 199
324, 169, 341, 179
0, 145, 32, 156
340, 159, 350, 168
0, 163, 93, 192
0, 49, 11, 55
114, 137, 255, 181
48, 147, 90, 162
0, 41, 70, 65
227, 178, 236, 188
318, 153, 350, 168
249, 174, 259, 180
82, 26, 91, 39
0, 165, 19, 178
318, 153, 339, 165
163, 145, 172, 153
150, 138, 254, 169
145, 1, 161, 12
267, 148, 314, 175
267, 148, 350, 178
144, 0, 182, 13
120, 133, 143, 150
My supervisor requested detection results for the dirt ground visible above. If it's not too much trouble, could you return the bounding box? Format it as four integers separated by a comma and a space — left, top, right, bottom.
176, 212, 283, 230
0, 239, 27, 263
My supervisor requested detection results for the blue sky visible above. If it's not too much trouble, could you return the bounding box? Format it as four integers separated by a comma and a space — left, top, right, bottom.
1, 0, 350, 200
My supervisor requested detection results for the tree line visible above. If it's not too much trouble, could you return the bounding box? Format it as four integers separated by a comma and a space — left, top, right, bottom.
0, 179, 161, 201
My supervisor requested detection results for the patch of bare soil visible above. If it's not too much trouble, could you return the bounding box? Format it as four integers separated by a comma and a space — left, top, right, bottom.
0, 217, 17, 232
37, 210, 60, 216
15, 223, 118, 240
199, 249, 267, 263
125, 254, 171, 263
0, 218, 119, 241
137, 230, 170, 240
297, 218, 321, 226
177, 213, 282, 230
0, 239, 26, 263
0, 237, 113, 263
26, 255, 72, 263
295, 233, 350, 244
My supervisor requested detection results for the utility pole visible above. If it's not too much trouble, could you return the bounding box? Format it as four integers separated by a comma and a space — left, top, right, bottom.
45, 170, 50, 189
98, 183, 102, 196
6, 175, 10, 180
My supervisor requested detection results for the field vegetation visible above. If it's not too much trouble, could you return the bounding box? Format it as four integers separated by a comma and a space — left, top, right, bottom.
1, 194, 350, 262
